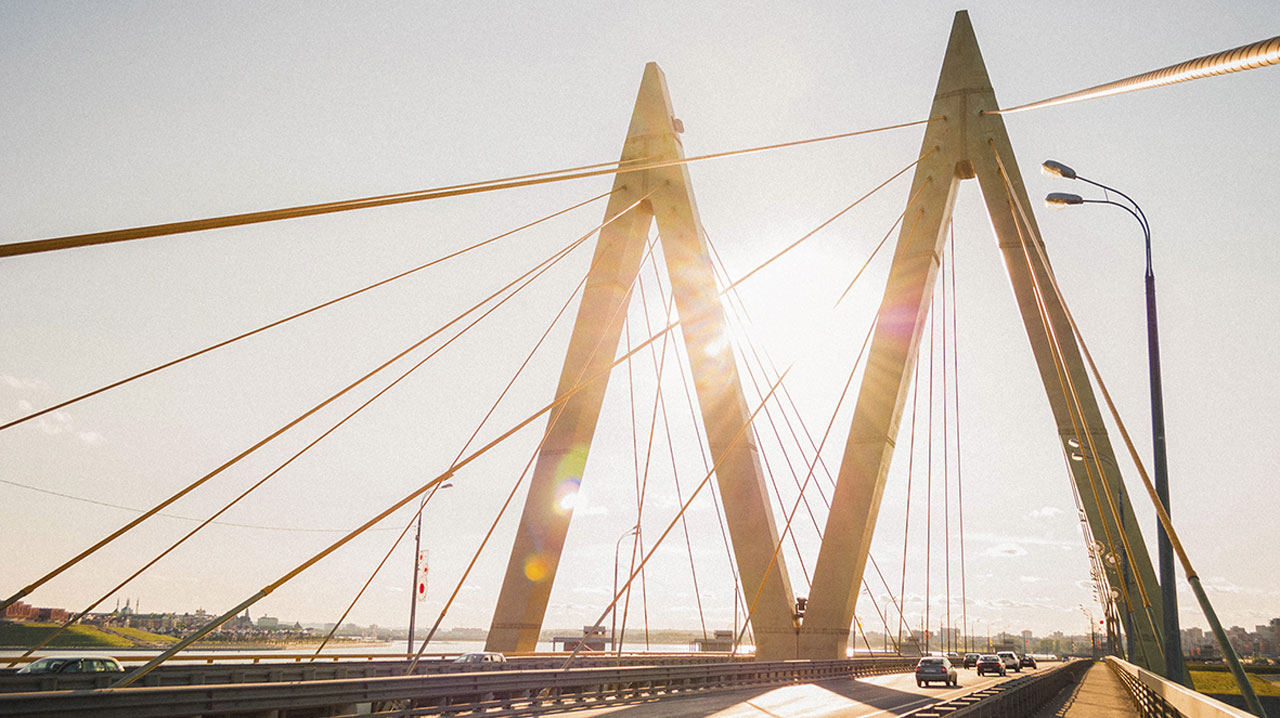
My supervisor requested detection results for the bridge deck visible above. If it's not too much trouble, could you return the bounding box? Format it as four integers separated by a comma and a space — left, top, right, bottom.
1032, 663, 1138, 718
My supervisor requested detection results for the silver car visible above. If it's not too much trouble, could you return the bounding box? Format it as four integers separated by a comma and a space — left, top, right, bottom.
914, 656, 957, 687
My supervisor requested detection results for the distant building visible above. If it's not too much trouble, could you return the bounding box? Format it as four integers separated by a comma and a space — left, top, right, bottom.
691, 630, 735, 652
257, 616, 280, 629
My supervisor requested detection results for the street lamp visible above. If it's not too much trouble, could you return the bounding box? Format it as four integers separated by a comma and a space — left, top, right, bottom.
407, 482, 452, 655
1043, 159, 1186, 683
612, 525, 640, 656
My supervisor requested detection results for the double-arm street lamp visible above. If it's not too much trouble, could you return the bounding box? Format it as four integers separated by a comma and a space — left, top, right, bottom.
1043, 160, 1185, 682
1045, 163, 1271, 715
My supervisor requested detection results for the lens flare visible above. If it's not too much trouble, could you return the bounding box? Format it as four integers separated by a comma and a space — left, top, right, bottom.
524, 554, 550, 582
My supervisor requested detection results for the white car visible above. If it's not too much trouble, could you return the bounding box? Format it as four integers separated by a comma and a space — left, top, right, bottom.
452, 651, 506, 664
996, 651, 1021, 672
15, 655, 124, 674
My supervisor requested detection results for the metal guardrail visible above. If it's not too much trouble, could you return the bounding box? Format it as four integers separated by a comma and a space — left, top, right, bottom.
0, 653, 746, 694
0, 657, 916, 718
904, 659, 1091, 717
1106, 656, 1261, 718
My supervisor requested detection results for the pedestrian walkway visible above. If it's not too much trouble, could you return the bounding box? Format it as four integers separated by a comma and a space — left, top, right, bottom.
1033, 662, 1139, 717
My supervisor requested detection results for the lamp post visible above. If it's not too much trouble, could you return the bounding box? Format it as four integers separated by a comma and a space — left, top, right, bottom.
407, 482, 452, 655
612, 525, 639, 656
1044, 160, 1185, 682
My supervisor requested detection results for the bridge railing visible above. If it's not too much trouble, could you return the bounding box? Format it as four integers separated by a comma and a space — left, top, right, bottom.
0, 652, 754, 693
1105, 656, 1260, 718
0, 656, 916, 718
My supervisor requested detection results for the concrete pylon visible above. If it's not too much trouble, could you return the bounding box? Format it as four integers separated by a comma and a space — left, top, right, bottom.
797, 11, 1166, 672
486, 63, 799, 660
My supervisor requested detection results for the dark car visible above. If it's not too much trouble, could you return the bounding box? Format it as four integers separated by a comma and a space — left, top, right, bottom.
15, 656, 124, 674
975, 654, 1006, 676
914, 656, 957, 687
1020, 654, 1037, 669
963, 652, 980, 668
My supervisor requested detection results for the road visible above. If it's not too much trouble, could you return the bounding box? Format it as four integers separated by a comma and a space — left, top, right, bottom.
541, 665, 1037, 718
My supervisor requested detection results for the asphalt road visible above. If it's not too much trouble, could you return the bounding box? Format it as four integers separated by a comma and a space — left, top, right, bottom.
542, 665, 1038, 718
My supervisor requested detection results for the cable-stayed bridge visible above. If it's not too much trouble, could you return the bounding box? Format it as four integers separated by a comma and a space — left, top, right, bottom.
1, 8, 1277, 718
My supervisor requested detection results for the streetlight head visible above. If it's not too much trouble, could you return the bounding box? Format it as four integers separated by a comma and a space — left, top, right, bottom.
1041, 160, 1078, 179
1070, 451, 1085, 462
1066, 437, 1081, 448
1046, 192, 1085, 208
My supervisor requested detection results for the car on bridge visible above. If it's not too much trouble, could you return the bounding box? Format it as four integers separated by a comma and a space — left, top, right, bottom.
914, 656, 957, 687
975, 654, 1006, 676
997, 651, 1021, 672
1020, 654, 1037, 669
15, 655, 123, 674
453, 652, 506, 664
963, 652, 980, 668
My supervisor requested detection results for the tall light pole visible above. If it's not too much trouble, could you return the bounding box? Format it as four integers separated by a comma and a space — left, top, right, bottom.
407, 482, 452, 655
612, 525, 639, 656
1044, 160, 1185, 683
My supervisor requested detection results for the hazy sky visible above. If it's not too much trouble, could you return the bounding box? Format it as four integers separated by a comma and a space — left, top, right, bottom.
2, 1, 1277, 645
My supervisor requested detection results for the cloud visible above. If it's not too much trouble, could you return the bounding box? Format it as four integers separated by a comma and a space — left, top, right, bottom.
1030, 506, 1063, 519
1020, 576, 1046, 583
982, 543, 1028, 558
37, 410, 72, 435
77, 431, 106, 446
1, 374, 49, 392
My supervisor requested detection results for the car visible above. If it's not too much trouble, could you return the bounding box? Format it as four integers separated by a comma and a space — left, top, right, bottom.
997, 651, 1021, 672
975, 654, 1006, 676
452, 651, 506, 664
1020, 654, 1037, 669
15, 655, 124, 674
914, 656, 957, 687
963, 652, 980, 669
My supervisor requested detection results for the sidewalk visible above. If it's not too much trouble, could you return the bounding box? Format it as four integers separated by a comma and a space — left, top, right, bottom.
1033, 662, 1139, 717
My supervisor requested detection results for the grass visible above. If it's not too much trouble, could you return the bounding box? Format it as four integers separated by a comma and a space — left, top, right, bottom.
1190, 670, 1280, 697
108, 626, 178, 644
0, 623, 133, 648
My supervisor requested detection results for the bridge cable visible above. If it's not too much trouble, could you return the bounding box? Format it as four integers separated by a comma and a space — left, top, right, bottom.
313, 211, 654, 662
731, 311, 879, 654
0, 189, 650, 616
667, 310, 753, 647
942, 234, 953, 653
406, 235, 669, 669
634, 254, 712, 645
558, 368, 794, 670
1010, 166, 1268, 716
925, 285, 935, 652
988, 151, 1152, 660
1, 119, 939, 258
899, 316, 924, 653
113, 227, 713, 687
703, 206, 925, 653
0, 190, 614, 435
988, 143, 1163, 664
949, 221, 970, 654
8, 191, 632, 666
988, 33, 1280, 116
617, 311, 652, 653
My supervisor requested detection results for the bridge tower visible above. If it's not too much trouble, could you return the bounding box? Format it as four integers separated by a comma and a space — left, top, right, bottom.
485, 63, 801, 660
796, 11, 1168, 672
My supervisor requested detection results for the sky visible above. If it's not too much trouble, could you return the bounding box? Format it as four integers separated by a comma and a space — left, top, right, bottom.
2, 1, 1277, 646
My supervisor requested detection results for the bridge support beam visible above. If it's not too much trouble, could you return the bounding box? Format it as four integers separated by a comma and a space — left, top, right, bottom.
798, 10, 1166, 672
486, 63, 798, 659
